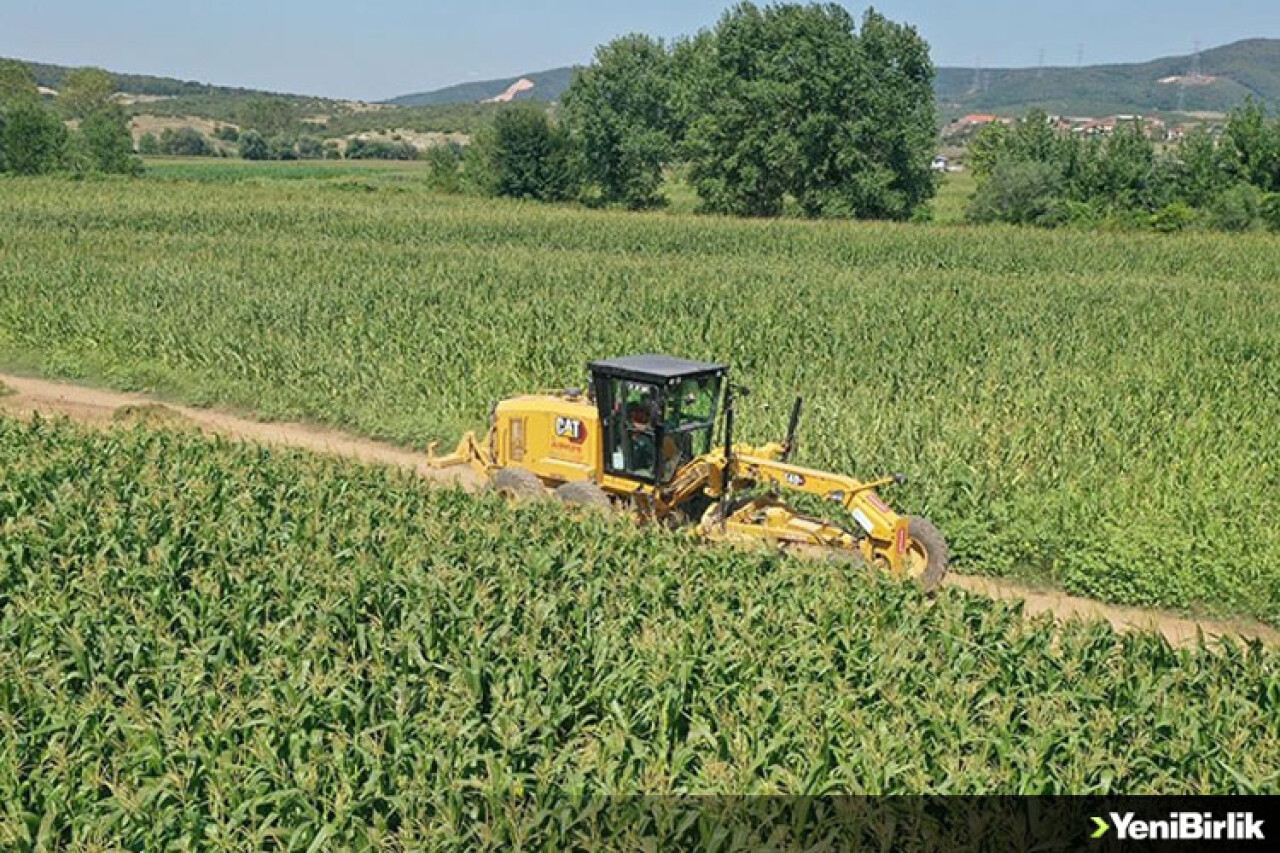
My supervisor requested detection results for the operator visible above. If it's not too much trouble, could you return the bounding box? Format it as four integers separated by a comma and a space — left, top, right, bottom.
625, 392, 657, 475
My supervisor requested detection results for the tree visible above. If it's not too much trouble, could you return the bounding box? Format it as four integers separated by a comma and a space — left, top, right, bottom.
239, 129, 268, 160
137, 132, 160, 155
1208, 182, 1262, 231
482, 104, 576, 201
1223, 100, 1280, 193
0, 59, 37, 107
78, 106, 141, 174
268, 136, 297, 161
1090, 121, 1161, 210
2, 100, 67, 174
967, 159, 1066, 227
346, 137, 419, 160
967, 122, 1010, 179
563, 34, 673, 208
1169, 127, 1226, 207
677, 3, 937, 219
159, 127, 212, 156
424, 142, 463, 192
60, 67, 115, 119
296, 135, 324, 159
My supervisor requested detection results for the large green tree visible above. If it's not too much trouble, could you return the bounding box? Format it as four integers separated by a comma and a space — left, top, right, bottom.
481, 104, 576, 202
76, 105, 141, 174
1223, 100, 1280, 193
677, 3, 937, 219
60, 67, 115, 119
562, 34, 674, 209
238, 129, 268, 161
2, 100, 67, 174
0, 59, 38, 107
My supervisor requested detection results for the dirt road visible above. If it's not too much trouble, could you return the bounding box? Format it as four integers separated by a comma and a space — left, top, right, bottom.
2, 371, 1275, 648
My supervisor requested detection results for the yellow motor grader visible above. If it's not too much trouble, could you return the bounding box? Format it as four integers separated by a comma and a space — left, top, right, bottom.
428, 354, 948, 589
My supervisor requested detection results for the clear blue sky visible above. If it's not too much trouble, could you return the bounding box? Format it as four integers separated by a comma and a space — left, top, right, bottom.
2, 1, 1276, 101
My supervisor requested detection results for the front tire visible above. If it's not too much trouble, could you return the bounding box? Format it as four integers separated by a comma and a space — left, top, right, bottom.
487, 467, 547, 501
554, 480, 613, 513
904, 516, 949, 592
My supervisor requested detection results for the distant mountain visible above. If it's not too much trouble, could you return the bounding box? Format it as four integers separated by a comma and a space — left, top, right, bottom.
387, 39, 1280, 118
936, 39, 1280, 119
383, 67, 576, 107
7, 57, 303, 99
12, 35, 1277, 121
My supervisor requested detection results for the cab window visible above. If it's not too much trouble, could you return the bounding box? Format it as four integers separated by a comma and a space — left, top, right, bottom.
607, 378, 659, 479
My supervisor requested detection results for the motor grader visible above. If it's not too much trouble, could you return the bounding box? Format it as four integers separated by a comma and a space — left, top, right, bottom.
428, 354, 948, 589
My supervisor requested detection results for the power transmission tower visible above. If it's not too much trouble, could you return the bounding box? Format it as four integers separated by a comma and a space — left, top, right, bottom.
1179, 41, 1203, 112
970, 56, 984, 94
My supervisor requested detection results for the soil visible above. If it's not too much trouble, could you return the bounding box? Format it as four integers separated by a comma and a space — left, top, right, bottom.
2, 371, 1275, 648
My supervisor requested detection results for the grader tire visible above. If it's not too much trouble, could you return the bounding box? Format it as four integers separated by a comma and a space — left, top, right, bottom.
488, 468, 547, 501
554, 480, 614, 514
906, 516, 950, 593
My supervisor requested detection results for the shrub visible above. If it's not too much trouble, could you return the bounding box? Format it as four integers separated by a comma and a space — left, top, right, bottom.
424, 142, 463, 192
345, 137, 419, 160
1208, 183, 1262, 231
158, 127, 212, 157
1, 100, 66, 174
1261, 192, 1280, 232
239, 129, 268, 161
77, 108, 142, 175
1149, 201, 1198, 233
268, 136, 298, 161
967, 159, 1065, 226
295, 135, 324, 160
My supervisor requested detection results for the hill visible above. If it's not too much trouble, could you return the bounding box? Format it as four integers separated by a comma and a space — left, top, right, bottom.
10, 36, 1277, 125
936, 38, 1280, 118
386, 39, 1280, 117
10, 56, 302, 99
383, 66, 576, 106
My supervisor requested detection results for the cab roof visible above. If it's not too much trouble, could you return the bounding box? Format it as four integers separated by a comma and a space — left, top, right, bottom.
589, 354, 727, 382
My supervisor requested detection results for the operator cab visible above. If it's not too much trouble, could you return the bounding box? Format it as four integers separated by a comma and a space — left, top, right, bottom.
589, 354, 726, 485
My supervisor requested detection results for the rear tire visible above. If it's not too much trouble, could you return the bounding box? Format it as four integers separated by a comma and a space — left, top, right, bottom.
554, 480, 613, 513
488, 467, 547, 501
906, 516, 949, 593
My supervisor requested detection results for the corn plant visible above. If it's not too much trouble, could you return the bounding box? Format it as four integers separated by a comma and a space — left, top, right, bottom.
0, 416, 1276, 850
0, 171, 1277, 627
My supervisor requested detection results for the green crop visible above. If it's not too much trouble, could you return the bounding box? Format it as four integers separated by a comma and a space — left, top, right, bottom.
0, 416, 1276, 850
0, 169, 1277, 626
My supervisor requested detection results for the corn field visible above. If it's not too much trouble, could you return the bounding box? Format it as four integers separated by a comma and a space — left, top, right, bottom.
0, 172, 1277, 627
0, 416, 1276, 849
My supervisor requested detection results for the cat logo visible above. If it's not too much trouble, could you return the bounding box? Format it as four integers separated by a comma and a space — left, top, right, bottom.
555, 417, 587, 444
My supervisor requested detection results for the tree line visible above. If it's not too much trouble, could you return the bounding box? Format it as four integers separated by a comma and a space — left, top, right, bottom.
0, 61, 139, 176
455, 2, 938, 220
967, 104, 1280, 231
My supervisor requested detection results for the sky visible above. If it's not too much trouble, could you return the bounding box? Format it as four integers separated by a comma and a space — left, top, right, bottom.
1, 1, 1277, 101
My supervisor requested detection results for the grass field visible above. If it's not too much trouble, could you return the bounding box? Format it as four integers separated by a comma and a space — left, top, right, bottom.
1, 416, 1276, 850
0, 164, 1277, 626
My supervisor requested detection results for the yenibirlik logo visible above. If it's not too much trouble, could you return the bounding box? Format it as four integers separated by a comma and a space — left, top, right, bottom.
1092, 812, 1265, 842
